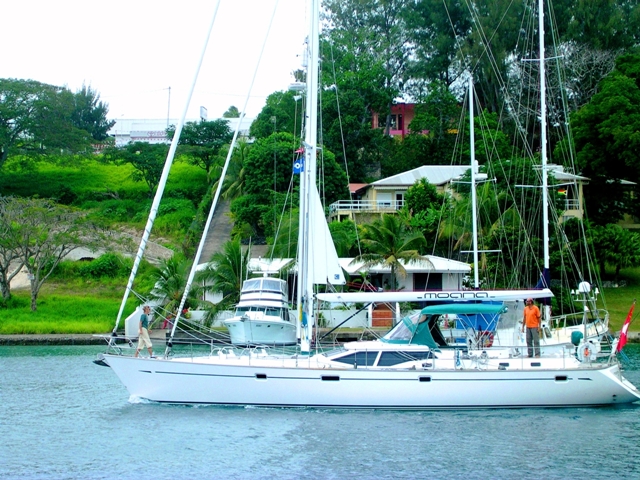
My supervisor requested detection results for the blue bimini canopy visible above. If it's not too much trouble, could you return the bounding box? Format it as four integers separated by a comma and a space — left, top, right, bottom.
446, 302, 506, 332
381, 302, 507, 347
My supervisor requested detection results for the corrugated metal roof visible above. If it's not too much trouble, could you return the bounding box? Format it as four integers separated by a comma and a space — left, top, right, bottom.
370, 165, 471, 187
368, 164, 599, 188
548, 165, 589, 182
339, 255, 470, 274
198, 255, 469, 275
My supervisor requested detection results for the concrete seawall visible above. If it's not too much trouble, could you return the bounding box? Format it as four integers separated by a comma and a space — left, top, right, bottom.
0, 334, 106, 346
1, 331, 639, 346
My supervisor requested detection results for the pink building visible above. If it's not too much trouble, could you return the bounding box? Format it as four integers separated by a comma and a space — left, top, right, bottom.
371, 103, 417, 138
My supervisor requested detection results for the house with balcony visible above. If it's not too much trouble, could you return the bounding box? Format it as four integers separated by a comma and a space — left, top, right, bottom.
329, 165, 473, 223
549, 165, 589, 222
329, 164, 590, 224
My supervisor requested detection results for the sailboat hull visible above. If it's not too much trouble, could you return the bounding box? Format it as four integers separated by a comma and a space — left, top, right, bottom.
103, 354, 639, 409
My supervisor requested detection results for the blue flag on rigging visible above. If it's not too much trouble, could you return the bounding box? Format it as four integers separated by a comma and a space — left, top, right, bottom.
293, 158, 304, 174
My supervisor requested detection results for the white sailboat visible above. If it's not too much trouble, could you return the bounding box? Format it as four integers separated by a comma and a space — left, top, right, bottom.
98, 0, 640, 408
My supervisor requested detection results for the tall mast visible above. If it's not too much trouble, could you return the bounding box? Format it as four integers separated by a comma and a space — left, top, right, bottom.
297, 0, 320, 354
539, 0, 551, 321
469, 77, 480, 289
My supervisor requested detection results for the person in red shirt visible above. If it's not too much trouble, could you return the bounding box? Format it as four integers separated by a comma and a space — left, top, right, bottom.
521, 298, 541, 357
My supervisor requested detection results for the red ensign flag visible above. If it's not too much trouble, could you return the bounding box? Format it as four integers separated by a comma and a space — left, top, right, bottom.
617, 300, 636, 352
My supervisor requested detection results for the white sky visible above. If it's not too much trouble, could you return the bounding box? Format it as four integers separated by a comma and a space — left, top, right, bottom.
0, 0, 307, 120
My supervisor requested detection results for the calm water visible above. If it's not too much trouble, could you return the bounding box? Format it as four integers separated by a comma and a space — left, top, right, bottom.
1, 345, 640, 480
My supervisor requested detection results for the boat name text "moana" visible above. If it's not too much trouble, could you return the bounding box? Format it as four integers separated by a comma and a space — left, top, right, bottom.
421, 292, 490, 299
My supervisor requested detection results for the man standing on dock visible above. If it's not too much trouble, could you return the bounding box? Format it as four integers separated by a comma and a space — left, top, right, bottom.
521, 298, 541, 357
134, 306, 154, 358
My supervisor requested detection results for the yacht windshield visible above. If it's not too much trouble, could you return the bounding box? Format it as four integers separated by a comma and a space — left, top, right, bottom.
382, 312, 421, 342
242, 277, 287, 296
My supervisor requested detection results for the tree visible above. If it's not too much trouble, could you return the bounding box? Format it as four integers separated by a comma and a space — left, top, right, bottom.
402, 177, 446, 246
321, 1, 407, 180
229, 194, 272, 240
249, 91, 303, 140
329, 219, 360, 257
270, 214, 360, 260
0, 78, 93, 168
102, 142, 169, 196
222, 106, 240, 118
573, 55, 640, 224
592, 224, 640, 280
71, 84, 115, 141
4, 197, 95, 311
0, 197, 24, 301
200, 237, 250, 317
232, 131, 348, 240
353, 214, 429, 290
241, 131, 297, 198
409, 0, 525, 113
404, 177, 443, 214
148, 254, 203, 314
320, 82, 394, 181
323, 0, 412, 118
408, 0, 472, 88
559, 0, 640, 50
166, 119, 233, 181
270, 211, 299, 259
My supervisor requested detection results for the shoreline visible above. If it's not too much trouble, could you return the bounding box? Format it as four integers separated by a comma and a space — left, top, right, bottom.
0, 334, 107, 346
1, 331, 639, 346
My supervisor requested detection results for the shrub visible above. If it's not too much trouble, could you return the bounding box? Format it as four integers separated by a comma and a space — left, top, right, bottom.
0, 295, 29, 310
158, 198, 195, 215
155, 210, 195, 235
78, 253, 132, 279
50, 260, 83, 279
88, 199, 151, 223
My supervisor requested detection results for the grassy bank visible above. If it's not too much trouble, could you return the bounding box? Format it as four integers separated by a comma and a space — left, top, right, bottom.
0, 157, 208, 244
0, 281, 141, 335
602, 284, 639, 332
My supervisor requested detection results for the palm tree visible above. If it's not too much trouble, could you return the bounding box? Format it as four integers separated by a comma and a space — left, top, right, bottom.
200, 237, 250, 316
353, 214, 430, 290
148, 254, 204, 317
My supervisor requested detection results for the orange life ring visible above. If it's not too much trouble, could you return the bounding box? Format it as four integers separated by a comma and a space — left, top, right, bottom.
577, 342, 597, 362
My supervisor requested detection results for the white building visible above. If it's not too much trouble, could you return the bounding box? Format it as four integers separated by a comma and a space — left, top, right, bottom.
108, 116, 255, 147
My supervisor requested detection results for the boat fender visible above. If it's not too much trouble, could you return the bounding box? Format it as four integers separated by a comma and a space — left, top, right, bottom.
577, 342, 597, 362
478, 351, 489, 365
